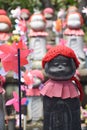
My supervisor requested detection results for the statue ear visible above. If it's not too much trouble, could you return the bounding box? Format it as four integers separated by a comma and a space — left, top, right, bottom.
71, 59, 76, 73
44, 62, 49, 73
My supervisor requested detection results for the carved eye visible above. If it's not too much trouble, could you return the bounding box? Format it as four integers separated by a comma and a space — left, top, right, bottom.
62, 63, 67, 66
54, 62, 59, 66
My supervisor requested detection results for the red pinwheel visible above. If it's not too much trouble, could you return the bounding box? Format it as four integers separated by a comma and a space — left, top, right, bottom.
0, 40, 30, 73
5, 91, 26, 112
22, 70, 34, 85
22, 69, 44, 85
18, 20, 27, 33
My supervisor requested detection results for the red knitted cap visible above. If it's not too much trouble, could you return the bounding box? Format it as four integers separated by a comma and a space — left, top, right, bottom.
42, 45, 80, 68
0, 15, 11, 26
21, 9, 30, 15
0, 9, 7, 15
43, 8, 54, 14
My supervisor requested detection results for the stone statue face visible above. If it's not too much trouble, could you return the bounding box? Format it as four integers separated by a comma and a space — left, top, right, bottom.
0, 23, 10, 32
30, 14, 46, 31
20, 12, 30, 20
67, 13, 81, 29
44, 13, 53, 19
57, 9, 66, 21
44, 55, 76, 80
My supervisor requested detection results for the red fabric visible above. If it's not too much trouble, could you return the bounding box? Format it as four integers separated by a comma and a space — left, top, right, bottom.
64, 28, 84, 36
43, 8, 54, 14
40, 79, 80, 99
0, 15, 11, 27
42, 45, 80, 68
0, 33, 11, 41
29, 30, 48, 37
21, 9, 30, 15
26, 88, 40, 96
0, 9, 7, 15
71, 77, 84, 101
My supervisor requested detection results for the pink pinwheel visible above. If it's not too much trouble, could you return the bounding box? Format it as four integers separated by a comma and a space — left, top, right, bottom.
18, 20, 27, 33
0, 40, 30, 73
59, 39, 67, 46
23, 70, 34, 85
5, 91, 26, 112
21, 85, 28, 92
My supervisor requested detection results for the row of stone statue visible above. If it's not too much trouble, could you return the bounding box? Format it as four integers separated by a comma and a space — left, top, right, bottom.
0, 6, 86, 71
0, 5, 86, 130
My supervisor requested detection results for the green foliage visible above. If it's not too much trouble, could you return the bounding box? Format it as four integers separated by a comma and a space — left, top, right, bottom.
0, 0, 80, 29
0, 0, 42, 13
51, 0, 78, 11
83, 26, 87, 44
51, 0, 66, 10
65, 0, 78, 6
0, 0, 79, 13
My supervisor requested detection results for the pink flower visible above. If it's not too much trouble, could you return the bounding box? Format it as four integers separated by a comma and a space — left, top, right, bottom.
0, 40, 30, 73
5, 91, 26, 112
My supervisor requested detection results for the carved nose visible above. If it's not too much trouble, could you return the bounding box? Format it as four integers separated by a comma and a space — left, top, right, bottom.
58, 65, 63, 69
57, 65, 64, 71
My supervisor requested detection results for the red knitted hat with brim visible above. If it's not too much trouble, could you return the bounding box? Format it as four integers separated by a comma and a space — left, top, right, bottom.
0, 9, 7, 15
42, 45, 80, 68
43, 8, 54, 14
21, 9, 30, 15
0, 15, 11, 27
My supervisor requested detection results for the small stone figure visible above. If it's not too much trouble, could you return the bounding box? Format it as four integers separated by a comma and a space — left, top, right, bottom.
53, 9, 66, 45
43, 7, 55, 45
40, 45, 83, 130
67, 6, 78, 14
22, 69, 44, 122
26, 69, 44, 122
64, 11, 86, 69
0, 9, 11, 44
20, 8, 30, 21
29, 12, 48, 69
11, 7, 30, 40
20, 8, 31, 36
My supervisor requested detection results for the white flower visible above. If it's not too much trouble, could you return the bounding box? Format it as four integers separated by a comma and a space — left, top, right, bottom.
10, 6, 21, 19
82, 7, 87, 15
15, 19, 20, 24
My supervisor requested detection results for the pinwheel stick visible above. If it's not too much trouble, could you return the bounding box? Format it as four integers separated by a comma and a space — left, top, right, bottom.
18, 48, 22, 130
